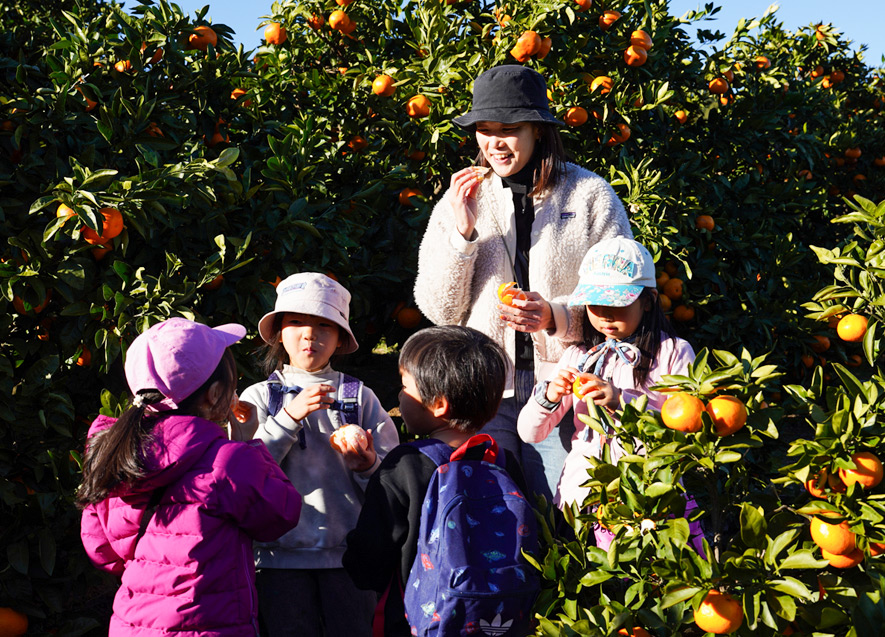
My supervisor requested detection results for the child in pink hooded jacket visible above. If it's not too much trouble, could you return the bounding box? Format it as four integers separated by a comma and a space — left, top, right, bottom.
78, 318, 302, 635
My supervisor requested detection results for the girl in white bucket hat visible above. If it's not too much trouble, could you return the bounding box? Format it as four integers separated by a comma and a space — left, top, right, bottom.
236, 272, 400, 637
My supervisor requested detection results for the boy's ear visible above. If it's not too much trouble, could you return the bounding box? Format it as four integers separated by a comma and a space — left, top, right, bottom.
430, 396, 451, 419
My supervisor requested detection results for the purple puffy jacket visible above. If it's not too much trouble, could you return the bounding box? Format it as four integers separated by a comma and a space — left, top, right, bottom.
80, 414, 302, 636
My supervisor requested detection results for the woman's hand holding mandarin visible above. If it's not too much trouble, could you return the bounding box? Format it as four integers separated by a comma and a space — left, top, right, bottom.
446, 167, 482, 239
499, 290, 554, 333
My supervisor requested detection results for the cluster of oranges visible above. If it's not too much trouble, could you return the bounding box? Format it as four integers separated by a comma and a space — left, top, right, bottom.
803, 312, 869, 370
654, 259, 693, 322
56, 203, 124, 258
661, 392, 748, 436
509, 30, 552, 63
623, 29, 652, 68
805, 451, 883, 569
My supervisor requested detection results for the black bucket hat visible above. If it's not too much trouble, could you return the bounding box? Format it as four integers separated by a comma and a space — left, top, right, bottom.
453, 65, 564, 130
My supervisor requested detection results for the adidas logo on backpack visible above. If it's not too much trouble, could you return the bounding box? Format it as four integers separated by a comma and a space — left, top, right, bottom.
403, 434, 540, 636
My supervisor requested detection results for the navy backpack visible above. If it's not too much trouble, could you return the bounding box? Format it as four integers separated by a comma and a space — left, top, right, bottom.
403, 434, 540, 636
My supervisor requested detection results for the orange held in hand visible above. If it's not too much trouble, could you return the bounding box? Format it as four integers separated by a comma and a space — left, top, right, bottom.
330, 424, 368, 453
661, 392, 704, 433
572, 373, 597, 400
496, 282, 526, 306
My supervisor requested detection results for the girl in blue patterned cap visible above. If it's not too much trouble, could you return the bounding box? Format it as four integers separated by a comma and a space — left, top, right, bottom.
517, 237, 700, 550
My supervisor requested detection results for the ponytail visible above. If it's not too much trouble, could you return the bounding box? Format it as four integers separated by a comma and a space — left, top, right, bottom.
76, 390, 164, 506
76, 349, 238, 507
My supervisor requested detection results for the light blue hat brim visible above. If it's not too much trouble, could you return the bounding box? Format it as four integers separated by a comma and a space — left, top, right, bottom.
568, 284, 645, 308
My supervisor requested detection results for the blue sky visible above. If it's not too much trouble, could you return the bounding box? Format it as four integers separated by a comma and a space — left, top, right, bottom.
167, 0, 883, 65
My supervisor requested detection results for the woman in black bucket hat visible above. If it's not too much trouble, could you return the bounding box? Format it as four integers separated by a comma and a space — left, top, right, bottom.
414, 64, 633, 502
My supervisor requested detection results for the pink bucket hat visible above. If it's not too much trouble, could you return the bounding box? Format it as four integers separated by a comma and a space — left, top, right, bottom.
258, 272, 359, 354
124, 317, 246, 412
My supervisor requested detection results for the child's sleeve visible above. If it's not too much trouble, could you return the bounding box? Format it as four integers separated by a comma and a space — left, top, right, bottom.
215, 440, 302, 542
80, 500, 126, 576
239, 381, 304, 465
343, 447, 416, 592
354, 385, 400, 484
517, 348, 580, 444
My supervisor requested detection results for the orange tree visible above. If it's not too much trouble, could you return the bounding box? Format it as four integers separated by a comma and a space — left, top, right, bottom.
2, 0, 885, 631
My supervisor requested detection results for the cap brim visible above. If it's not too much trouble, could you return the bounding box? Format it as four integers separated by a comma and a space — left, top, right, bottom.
213, 323, 247, 344
568, 284, 644, 308
453, 108, 564, 130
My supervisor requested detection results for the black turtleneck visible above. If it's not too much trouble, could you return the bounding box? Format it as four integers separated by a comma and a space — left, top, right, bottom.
500, 157, 537, 371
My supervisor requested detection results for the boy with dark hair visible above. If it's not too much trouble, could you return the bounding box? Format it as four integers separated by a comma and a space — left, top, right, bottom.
343, 325, 530, 636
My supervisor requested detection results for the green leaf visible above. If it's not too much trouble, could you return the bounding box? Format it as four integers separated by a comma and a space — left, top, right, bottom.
662, 586, 702, 609
740, 503, 766, 548
778, 549, 827, 569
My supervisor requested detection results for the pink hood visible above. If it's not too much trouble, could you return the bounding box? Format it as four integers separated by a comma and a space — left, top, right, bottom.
81, 414, 301, 635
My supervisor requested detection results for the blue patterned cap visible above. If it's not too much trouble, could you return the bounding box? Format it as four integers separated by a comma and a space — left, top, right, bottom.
568, 237, 656, 307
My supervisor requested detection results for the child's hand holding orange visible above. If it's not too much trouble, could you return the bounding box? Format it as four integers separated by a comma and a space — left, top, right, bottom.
545, 367, 580, 404
573, 373, 620, 410
330, 426, 377, 472
229, 397, 259, 441
283, 384, 335, 421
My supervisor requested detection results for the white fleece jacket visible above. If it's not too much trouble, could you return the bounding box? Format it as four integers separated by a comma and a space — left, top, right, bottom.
414, 162, 632, 388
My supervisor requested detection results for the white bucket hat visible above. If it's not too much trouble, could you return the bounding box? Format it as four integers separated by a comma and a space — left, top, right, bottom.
258, 272, 359, 354
568, 237, 656, 307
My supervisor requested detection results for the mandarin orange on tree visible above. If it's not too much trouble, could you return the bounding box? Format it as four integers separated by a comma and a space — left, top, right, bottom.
674, 109, 688, 124
618, 628, 652, 637
672, 304, 695, 323
662, 277, 683, 300
510, 30, 541, 62
705, 395, 748, 436
56, 203, 76, 224
396, 307, 422, 329
398, 187, 422, 206
661, 392, 705, 433
822, 547, 864, 569
589, 75, 613, 94
372, 74, 396, 97
81, 207, 123, 245
605, 123, 631, 146
709, 77, 730, 94
187, 25, 217, 51
695, 214, 714, 231
836, 314, 867, 342
536, 36, 552, 59
574, 0, 592, 11
328, 10, 351, 32
810, 516, 856, 555
623, 45, 647, 67
564, 106, 588, 127
838, 451, 883, 489
0, 607, 28, 636
598, 10, 621, 31
406, 95, 431, 118
693, 590, 743, 635
630, 29, 652, 50
264, 22, 287, 45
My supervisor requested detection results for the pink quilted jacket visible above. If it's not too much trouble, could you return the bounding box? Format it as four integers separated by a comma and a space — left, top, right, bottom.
80, 414, 302, 635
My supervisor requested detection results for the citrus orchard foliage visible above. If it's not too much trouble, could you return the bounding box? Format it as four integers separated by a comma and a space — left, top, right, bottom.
1, 0, 885, 631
